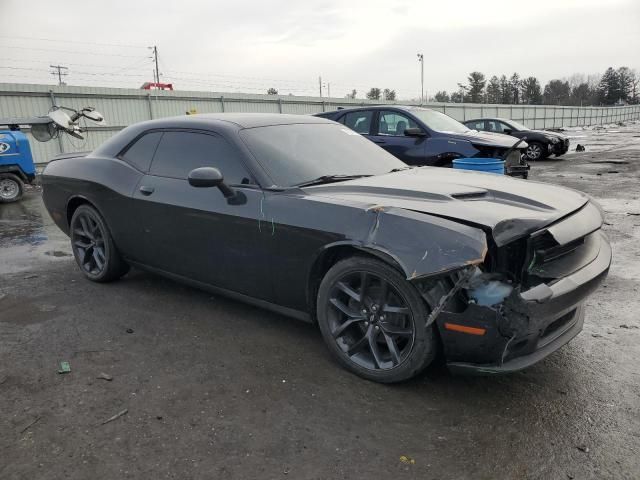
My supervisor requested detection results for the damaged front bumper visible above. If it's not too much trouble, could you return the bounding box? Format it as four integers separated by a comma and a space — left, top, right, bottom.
552, 138, 570, 156
437, 231, 611, 375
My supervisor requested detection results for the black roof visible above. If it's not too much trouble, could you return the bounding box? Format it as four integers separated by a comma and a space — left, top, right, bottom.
319, 105, 428, 116
463, 117, 514, 123
92, 113, 333, 157
143, 113, 332, 129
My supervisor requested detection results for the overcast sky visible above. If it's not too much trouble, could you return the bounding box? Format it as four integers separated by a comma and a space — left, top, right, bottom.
1, 0, 638, 99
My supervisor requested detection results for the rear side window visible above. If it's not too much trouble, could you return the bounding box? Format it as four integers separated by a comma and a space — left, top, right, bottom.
120, 132, 162, 172
341, 111, 373, 134
149, 131, 253, 185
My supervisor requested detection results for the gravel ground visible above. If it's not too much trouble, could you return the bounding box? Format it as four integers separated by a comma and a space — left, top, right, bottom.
1, 124, 639, 480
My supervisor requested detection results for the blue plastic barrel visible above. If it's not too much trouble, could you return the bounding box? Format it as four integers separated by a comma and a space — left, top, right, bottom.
452, 157, 505, 175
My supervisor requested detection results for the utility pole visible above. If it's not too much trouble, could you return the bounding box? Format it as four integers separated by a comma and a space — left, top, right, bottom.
327, 83, 331, 98
417, 53, 424, 105
50, 65, 68, 86
319, 76, 322, 97
149, 45, 160, 83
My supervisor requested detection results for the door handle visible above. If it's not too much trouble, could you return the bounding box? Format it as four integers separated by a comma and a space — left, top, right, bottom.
373, 139, 386, 144
139, 185, 155, 196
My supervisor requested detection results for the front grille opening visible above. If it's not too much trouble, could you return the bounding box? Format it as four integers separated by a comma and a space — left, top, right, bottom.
536, 237, 585, 264
541, 310, 576, 339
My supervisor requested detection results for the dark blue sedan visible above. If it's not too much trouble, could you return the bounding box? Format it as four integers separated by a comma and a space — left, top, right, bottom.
315, 106, 529, 177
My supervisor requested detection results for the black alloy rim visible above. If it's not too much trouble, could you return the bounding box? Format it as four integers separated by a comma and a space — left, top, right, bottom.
72, 213, 107, 275
327, 271, 415, 371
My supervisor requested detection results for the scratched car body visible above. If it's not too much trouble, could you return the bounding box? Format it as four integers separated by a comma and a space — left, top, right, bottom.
41, 114, 611, 383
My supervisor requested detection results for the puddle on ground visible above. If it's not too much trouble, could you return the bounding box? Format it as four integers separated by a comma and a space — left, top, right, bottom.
0, 193, 71, 275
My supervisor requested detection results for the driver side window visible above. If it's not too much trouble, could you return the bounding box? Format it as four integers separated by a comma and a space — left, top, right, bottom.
149, 131, 254, 185
376, 111, 419, 136
486, 120, 503, 133
499, 122, 513, 132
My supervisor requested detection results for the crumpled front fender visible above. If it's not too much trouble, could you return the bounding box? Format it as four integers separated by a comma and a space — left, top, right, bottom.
360, 206, 488, 281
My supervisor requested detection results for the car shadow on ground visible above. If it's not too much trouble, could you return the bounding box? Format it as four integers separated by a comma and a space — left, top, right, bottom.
116, 267, 587, 400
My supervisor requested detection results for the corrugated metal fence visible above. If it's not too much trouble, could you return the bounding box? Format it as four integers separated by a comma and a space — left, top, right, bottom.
1, 83, 639, 164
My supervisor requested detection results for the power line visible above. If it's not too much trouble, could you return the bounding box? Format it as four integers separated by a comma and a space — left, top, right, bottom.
0, 35, 147, 49
1, 57, 152, 70
0, 44, 147, 58
0, 66, 149, 78
162, 68, 317, 87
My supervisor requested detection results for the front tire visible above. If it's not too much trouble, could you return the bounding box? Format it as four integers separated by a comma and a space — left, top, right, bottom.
70, 205, 129, 282
316, 256, 436, 383
525, 142, 547, 161
0, 173, 24, 203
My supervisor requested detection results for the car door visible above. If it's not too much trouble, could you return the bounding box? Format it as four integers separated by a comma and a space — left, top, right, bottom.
498, 121, 526, 140
368, 110, 426, 165
132, 130, 274, 301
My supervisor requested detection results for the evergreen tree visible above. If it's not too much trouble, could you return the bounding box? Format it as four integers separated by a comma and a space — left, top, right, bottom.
510, 73, 521, 104
267, 88, 278, 95
617, 67, 633, 102
543, 80, 571, 105
570, 83, 594, 106
499, 75, 511, 103
467, 71, 486, 103
598, 68, 620, 105
450, 91, 463, 103
486, 76, 501, 104
521, 77, 542, 104
630, 70, 639, 105
434, 91, 450, 102
366, 88, 381, 100
383, 88, 396, 101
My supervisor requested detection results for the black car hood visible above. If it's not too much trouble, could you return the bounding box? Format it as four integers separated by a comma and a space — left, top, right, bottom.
449, 130, 523, 148
305, 167, 589, 246
527, 129, 568, 140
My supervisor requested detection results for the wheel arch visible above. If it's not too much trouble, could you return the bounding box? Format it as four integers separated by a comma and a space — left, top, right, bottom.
306, 242, 406, 321
0, 165, 29, 182
66, 195, 102, 228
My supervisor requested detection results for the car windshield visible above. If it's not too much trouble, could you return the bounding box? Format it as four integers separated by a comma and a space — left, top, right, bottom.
240, 123, 407, 187
409, 109, 470, 134
504, 119, 530, 131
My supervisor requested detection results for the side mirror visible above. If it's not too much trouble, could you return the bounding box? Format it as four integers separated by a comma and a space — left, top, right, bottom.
503, 129, 513, 135
404, 127, 426, 137
188, 167, 235, 198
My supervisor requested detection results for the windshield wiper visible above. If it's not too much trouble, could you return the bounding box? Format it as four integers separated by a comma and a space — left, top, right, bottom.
293, 174, 372, 188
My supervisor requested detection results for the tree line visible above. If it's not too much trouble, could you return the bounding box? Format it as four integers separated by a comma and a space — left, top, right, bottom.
265, 66, 638, 105
432, 67, 638, 106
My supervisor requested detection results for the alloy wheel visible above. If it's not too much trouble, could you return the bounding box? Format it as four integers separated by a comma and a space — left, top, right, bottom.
527, 144, 542, 160
326, 271, 415, 371
0, 178, 19, 200
71, 213, 107, 275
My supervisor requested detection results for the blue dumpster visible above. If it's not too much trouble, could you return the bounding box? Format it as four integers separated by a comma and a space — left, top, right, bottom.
452, 157, 505, 175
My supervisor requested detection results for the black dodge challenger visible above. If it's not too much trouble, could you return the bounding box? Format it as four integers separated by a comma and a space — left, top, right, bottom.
42, 114, 610, 383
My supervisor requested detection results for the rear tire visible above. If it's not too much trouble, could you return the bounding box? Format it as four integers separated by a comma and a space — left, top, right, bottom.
0, 173, 24, 203
70, 205, 129, 282
316, 256, 436, 383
